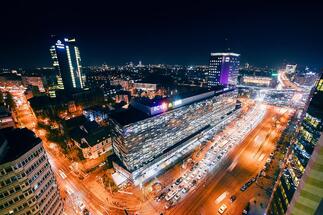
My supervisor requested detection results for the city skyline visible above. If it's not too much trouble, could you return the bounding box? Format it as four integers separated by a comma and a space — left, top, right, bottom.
0, 1, 323, 69
1, 1, 322, 215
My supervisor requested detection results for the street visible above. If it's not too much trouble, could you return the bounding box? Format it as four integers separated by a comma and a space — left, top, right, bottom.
8, 87, 292, 215
167, 106, 291, 215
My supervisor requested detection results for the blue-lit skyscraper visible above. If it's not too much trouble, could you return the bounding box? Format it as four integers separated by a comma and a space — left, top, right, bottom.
208, 52, 240, 87
50, 36, 84, 93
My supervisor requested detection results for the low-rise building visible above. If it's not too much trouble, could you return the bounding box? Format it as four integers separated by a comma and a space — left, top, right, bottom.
0, 106, 15, 129
109, 87, 239, 185
70, 121, 112, 159
21, 76, 46, 92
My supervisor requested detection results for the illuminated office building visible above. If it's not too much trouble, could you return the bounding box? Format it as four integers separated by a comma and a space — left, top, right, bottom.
109, 88, 239, 185
0, 128, 64, 215
285, 64, 297, 74
267, 74, 323, 215
208, 52, 240, 87
49, 36, 84, 93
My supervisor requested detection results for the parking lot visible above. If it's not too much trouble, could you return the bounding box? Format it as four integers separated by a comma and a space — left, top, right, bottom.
155, 104, 267, 210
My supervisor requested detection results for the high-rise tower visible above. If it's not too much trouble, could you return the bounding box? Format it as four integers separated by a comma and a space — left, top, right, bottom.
0, 128, 64, 215
50, 36, 84, 93
208, 52, 240, 87
267, 74, 323, 215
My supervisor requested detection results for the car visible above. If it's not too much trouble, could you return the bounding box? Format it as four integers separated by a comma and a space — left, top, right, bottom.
230, 195, 237, 203
218, 204, 227, 214
240, 185, 247, 191
174, 194, 181, 201
242, 202, 250, 214
175, 177, 183, 185
181, 187, 187, 193
155, 192, 166, 202
191, 180, 197, 186
78, 202, 86, 211
58, 170, 67, 179
183, 186, 190, 193
83, 209, 90, 215
164, 202, 171, 209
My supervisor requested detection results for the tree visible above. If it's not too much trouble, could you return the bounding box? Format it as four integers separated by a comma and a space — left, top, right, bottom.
5, 92, 16, 110
102, 173, 118, 192
0, 91, 4, 105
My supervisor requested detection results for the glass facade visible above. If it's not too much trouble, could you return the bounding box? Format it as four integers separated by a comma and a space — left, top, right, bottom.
0, 129, 64, 215
268, 74, 323, 215
49, 37, 84, 92
208, 53, 240, 87
110, 89, 238, 184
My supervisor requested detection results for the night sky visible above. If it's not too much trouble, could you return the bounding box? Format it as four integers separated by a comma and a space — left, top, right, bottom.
1, 0, 322, 69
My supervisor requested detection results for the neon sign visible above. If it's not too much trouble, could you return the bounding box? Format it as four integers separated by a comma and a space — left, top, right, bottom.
174, 99, 182, 106
55, 40, 65, 49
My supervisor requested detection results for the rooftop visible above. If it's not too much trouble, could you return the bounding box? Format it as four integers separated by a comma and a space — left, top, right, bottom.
210, 52, 240, 57
70, 120, 110, 148
0, 128, 41, 164
109, 86, 233, 127
64, 115, 87, 130
132, 86, 213, 107
109, 107, 150, 127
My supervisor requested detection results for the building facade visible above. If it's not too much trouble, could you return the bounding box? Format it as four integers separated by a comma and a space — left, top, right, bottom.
285, 64, 297, 74
50, 36, 84, 93
70, 121, 112, 159
0, 107, 15, 129
208, 52, 240, 87
267, 74, 323, 215
109, 88, 239, 185
0, 128, 64, 215
21, 76, 46, 93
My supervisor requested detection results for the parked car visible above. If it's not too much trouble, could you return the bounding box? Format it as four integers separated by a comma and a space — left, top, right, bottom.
240, 185, 247, 191
218, 204, 227, 214
230, 195, 237, 203
83, 209, 90, 215
175, 177, 183, 185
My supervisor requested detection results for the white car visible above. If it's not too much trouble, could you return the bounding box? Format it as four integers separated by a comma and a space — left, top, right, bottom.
58, 170, 67, 179
218, 204, 227, 214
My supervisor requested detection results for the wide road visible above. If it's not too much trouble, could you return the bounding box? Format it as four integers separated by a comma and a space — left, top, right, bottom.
10, 88, 152, 215
167, 106, 290, 215
278, 70, 302, 91
10, 89, 111, 215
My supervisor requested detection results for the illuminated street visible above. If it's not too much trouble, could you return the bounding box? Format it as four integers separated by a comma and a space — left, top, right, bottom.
1, 3, 321, 214
166, 106, 292, 215
8, 86, 294, 215
8, 88, 108, 214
